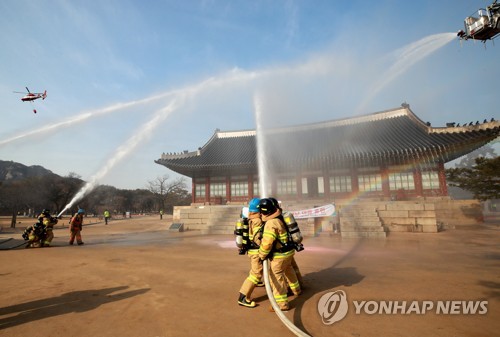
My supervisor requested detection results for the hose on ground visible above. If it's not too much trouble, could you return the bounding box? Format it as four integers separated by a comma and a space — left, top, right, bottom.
263, 259, 311, 337
0, 238, 29, 250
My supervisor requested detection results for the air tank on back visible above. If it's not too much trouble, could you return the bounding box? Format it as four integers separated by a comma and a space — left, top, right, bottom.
282, 211, 303, 244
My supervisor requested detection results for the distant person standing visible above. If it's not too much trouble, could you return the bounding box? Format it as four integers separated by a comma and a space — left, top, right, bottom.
104, 210, 110, 225
69, 209, 85, 245
160, 210, 164, 220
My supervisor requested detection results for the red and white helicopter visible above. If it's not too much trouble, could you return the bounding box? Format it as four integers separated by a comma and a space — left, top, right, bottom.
13, 87, 47, 113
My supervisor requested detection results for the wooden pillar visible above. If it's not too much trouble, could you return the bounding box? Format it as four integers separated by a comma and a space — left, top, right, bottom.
248, 175, 254, 200
414, 167, 423, 197
323, 170, 331, 201
205, 177, 210, 204
225, 176, 231, 203
351, 167, 359, 194
437, 162, 448, 196
271, 180, 277, 198
380, 165, 390, 198
296, 174, 303, 201
191, 179, 196, 203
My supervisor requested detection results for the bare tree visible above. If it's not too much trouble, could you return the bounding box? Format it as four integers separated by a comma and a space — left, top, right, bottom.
41, 174, 84, 214
1, 162, 190, 220
147, 175, 187, 213
0, 181, 28, 228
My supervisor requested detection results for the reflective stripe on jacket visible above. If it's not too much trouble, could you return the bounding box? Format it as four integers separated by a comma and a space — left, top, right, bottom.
247, 212, 263, 255
39, 215, 58, 228
258, 210, 295, 260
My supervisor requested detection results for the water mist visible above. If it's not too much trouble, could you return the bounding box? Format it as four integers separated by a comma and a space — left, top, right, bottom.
356, 32, 457, 113
58, 97, 184, 216
253, 93, 271, 199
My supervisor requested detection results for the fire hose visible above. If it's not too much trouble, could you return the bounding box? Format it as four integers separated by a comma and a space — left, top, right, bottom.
263, 259, 311, 337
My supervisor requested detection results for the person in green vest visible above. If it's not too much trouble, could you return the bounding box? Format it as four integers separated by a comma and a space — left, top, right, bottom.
104, 210, 110, 225
160, 210, 164, 220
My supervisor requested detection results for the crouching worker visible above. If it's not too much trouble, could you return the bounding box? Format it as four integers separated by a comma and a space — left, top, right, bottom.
258, 198, 301, 312
22, 222, 47, 248
69, 209, 85, 246
237, 198, 264, 308
38, 209, 58, 247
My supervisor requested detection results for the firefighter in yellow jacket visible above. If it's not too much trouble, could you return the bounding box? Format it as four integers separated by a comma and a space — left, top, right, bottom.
69, 209, 85, 245
268, 197, 305, 290
258, 198, 301, 311
38, 209, 58, 247
237, 198, 264, 308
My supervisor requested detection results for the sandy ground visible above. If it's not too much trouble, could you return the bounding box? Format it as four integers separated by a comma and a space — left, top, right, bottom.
0, 216, 499, 337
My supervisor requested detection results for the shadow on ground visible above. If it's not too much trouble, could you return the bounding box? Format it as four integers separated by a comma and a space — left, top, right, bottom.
0, 286, 149, 330
289, 239, 366, 335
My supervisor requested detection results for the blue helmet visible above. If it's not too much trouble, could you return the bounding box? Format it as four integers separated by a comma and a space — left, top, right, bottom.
248, 198, 261, 212
78, 209, 85, 214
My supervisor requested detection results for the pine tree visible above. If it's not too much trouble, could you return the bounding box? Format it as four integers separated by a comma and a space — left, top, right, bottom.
446, 156, 500, 200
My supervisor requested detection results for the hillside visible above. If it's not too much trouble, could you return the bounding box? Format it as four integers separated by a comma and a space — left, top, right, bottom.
0, 160, 58, 183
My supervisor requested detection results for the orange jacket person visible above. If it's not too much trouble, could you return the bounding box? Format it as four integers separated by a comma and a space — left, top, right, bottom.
69, 209, 85, 245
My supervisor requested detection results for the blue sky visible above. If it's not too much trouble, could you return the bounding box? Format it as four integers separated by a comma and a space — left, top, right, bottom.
0, 0, 498, 190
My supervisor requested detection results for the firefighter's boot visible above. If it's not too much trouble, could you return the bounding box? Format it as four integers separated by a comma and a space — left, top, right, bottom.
237, 293, 256, 308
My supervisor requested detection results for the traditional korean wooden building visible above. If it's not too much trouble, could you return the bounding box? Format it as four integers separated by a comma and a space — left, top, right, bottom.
155, 104, 499, 204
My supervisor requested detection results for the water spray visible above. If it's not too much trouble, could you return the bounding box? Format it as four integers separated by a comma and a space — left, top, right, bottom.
56, 69, 263, 217
254, 92, 311, 336
355, 32, 457, 113
2, 32, 458, 150
0, 91, 178, 148
254, 93, 270, 198
57, 97, 184, 217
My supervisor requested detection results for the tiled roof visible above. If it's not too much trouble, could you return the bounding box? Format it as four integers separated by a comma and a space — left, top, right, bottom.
156, 105, 499, 177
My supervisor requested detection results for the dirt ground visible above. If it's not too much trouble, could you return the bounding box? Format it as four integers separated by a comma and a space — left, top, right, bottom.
0, 216, 498, 337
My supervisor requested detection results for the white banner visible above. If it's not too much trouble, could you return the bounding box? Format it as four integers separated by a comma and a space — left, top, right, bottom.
291, 204, 336, 219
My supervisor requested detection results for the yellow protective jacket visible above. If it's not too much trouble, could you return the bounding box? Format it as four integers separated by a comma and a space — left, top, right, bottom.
38, 215, 58, 229
258, 209, 295, 260
247, 212, 263, 255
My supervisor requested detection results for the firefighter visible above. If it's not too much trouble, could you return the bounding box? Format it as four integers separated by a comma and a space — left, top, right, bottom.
268, 197, 305, 290
22, 222, 47, 248
237, 198, 264, 308
69, 209, 85, 245
38, 209, 58, 247
258, 198, 301, 311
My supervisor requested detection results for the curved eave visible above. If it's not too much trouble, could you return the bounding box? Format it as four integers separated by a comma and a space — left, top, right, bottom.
156, 107, 499, 176
155, 159, 255, 178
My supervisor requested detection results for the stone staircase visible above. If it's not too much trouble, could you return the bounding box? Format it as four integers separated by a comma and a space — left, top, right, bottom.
207, 206, 241, 235
339, 204, 386, 238
174, 205, 241, 234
